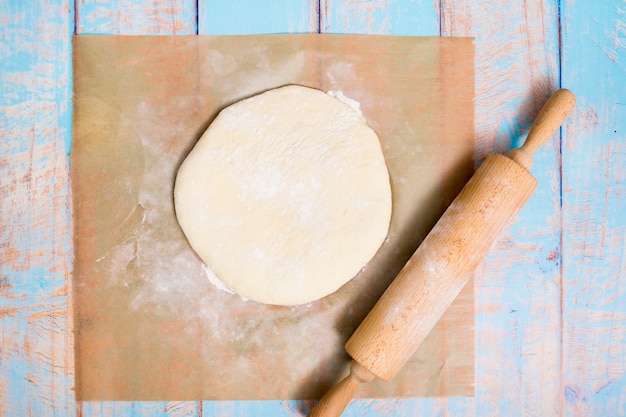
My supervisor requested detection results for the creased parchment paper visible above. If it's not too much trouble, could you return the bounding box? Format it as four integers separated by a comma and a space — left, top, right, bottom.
72, 35, 475, 401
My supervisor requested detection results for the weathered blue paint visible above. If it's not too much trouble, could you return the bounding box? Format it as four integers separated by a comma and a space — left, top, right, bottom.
199, 1, 317, 34
76, 0, 197, 35
320, 0, 439, 36
439, 2, 565, 416
2, 0, 626, 416
0, 1, 75, 416
561, 1, 626, 416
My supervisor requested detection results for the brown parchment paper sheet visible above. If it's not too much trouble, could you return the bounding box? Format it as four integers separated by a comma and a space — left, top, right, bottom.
72, 35, 475, 401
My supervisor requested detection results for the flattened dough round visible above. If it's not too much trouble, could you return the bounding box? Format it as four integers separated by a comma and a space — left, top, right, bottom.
174, 85, 391, 305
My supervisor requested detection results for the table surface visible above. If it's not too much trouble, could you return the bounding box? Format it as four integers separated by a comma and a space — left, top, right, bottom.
1, 1, 624, 416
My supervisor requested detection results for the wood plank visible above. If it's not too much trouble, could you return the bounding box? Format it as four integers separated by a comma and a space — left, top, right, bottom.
196, 2, 317, 415
79, 401, 205, 416
561, 1, 626, 416
441, 1, 563, 416
319, 1, 474, 416
320, 0, 439, 35
76, 0, 197, 34
73, 1, 198, 416
0, 1, 75, 416
322, 1, 564, 416
199, 0, 317, 34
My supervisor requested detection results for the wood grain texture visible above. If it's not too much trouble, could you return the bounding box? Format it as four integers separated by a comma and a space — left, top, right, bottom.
2, 0, 625, 416
76, 0, 197, 34
0, 1, 74, 416
442, 2, 565, 417
320, 0, 439, 35
561, 1, 626, 416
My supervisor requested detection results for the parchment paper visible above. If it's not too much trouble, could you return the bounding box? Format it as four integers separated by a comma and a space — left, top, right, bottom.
72, 35, 475, 401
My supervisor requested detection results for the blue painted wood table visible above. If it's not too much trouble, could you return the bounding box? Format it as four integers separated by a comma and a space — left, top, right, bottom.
1, 1, 624, 416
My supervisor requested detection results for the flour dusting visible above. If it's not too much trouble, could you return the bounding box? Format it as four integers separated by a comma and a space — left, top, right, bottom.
203, 264, 235, 294
327, 90, 364, 119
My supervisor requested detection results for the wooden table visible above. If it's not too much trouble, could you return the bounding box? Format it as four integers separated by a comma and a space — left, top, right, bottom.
1, 1, 624, 416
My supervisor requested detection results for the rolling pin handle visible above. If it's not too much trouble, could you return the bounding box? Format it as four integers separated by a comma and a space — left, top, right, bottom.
506, 88, 576, 170
308, 360, 376, 417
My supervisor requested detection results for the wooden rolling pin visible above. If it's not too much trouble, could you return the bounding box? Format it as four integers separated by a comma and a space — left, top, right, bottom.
308, 89, 576, 417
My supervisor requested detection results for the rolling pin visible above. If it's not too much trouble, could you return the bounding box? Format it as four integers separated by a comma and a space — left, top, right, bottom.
308, 89, 576, 417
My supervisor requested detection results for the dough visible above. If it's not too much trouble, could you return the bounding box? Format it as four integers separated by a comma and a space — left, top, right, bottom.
174, 85, 391, 305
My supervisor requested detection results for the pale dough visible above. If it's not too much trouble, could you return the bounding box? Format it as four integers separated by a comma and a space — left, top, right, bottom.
174, 85, 391, 305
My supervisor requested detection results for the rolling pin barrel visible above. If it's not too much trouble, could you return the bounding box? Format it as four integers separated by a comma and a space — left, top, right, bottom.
346, 152, 537, 379
308, 89, 576, 417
